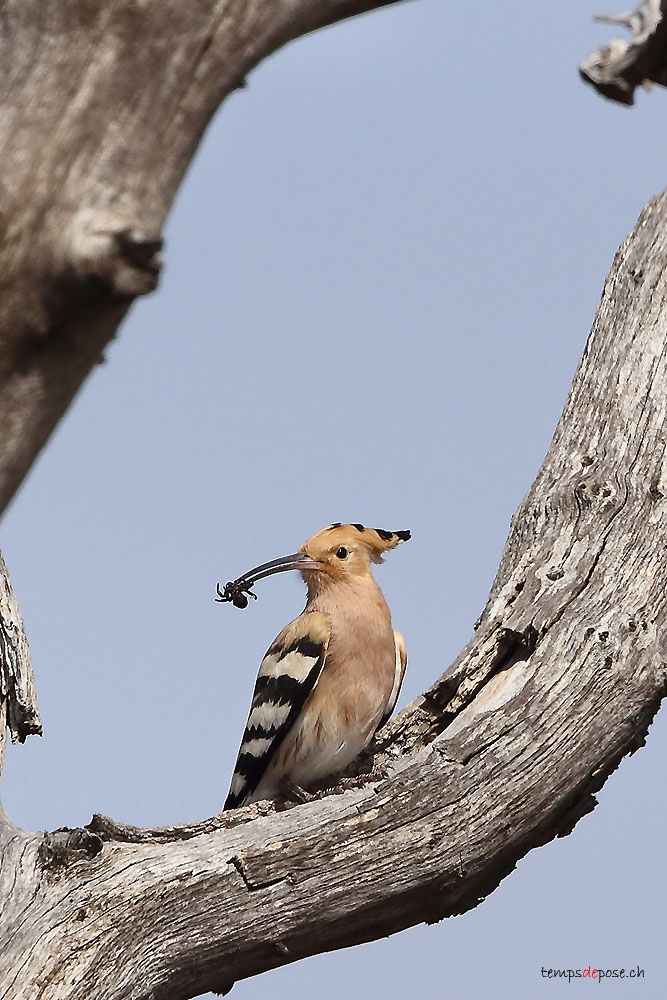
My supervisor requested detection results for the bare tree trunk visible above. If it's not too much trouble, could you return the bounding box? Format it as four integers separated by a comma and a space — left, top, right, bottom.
2, 2, 667, 998
1, 189, 666, 999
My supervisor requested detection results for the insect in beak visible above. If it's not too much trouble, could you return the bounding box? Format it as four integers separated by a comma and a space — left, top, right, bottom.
216, 552, 321, 609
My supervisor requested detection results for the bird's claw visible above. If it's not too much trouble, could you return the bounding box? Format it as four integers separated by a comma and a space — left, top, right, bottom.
273, 780, 316, 810
329, 769, 389, 793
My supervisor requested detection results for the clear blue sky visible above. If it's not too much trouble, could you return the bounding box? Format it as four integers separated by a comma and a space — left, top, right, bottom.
2, 2, 665, 997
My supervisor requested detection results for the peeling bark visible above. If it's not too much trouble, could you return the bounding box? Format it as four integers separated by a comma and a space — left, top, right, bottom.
2, 193, 667, 999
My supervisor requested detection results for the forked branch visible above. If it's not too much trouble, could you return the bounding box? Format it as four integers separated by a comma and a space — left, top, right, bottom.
3, 3, 667, 996
1, 194, 666, 1000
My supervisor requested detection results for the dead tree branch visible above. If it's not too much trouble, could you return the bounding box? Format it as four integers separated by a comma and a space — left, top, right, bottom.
0, 0, 403, 516
0, 547, 41, 774
2, 192, 667, 999
581, 0, 667, 103
3, 3, 667, 997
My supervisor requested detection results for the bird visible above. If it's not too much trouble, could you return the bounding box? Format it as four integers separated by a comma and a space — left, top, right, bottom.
222, 523, 410, 810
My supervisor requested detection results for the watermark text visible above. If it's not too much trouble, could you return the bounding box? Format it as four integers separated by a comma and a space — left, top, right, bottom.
541, 966, 645, 983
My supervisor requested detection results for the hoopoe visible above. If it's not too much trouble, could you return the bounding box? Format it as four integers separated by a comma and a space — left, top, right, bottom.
220, 523, 410, 810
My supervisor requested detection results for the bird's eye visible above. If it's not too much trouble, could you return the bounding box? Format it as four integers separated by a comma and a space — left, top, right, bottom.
336, 546, 349, 559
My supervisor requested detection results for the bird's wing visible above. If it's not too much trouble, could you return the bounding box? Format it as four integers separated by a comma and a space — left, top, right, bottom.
376, 630, 407, 732
224, 611, 331, 809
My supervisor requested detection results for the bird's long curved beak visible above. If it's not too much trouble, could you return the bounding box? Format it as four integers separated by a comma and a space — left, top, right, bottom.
217, 551, 322, 608
234, 551, 321, 586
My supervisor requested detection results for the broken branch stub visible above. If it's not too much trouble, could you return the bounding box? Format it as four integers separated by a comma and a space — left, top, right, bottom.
580, 0, 667, 105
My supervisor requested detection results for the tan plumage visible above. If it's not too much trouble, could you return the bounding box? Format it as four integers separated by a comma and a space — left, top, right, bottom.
223, 523, 410, 809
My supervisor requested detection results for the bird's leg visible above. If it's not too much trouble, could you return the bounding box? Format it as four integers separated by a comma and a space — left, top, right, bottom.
276, 778, 316, 808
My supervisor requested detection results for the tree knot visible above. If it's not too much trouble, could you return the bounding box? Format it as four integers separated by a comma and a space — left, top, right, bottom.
39, 826, 103, 871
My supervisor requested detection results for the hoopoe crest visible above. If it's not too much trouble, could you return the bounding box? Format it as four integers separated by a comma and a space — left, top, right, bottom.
221, 523, 410, 810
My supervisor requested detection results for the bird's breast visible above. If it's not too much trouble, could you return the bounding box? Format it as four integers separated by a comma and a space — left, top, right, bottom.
264, 608, 396, 790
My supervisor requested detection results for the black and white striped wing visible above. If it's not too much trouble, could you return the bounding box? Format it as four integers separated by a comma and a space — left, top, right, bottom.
376, 630, 407, 732
224, 611, 331, 810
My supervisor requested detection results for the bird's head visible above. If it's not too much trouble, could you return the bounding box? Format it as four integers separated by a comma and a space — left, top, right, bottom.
299, 523, 411, 582
217, 523, 410, 607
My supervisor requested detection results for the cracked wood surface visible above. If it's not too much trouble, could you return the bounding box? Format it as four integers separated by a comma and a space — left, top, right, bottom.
0, 0, 403, 516
1, 194, 667, 1000
0, 547, 41, 774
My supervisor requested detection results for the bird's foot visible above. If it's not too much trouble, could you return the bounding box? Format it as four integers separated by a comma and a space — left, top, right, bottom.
275, 769, 388, 809
325, 768, 389, 795
275, 779, 315, 809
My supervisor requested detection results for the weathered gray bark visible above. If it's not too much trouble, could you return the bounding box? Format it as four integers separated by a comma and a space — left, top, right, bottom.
0, 0, 403, 516
2, 3, 667, 999
2, 192, 667, 999
0, 550, 41, 748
